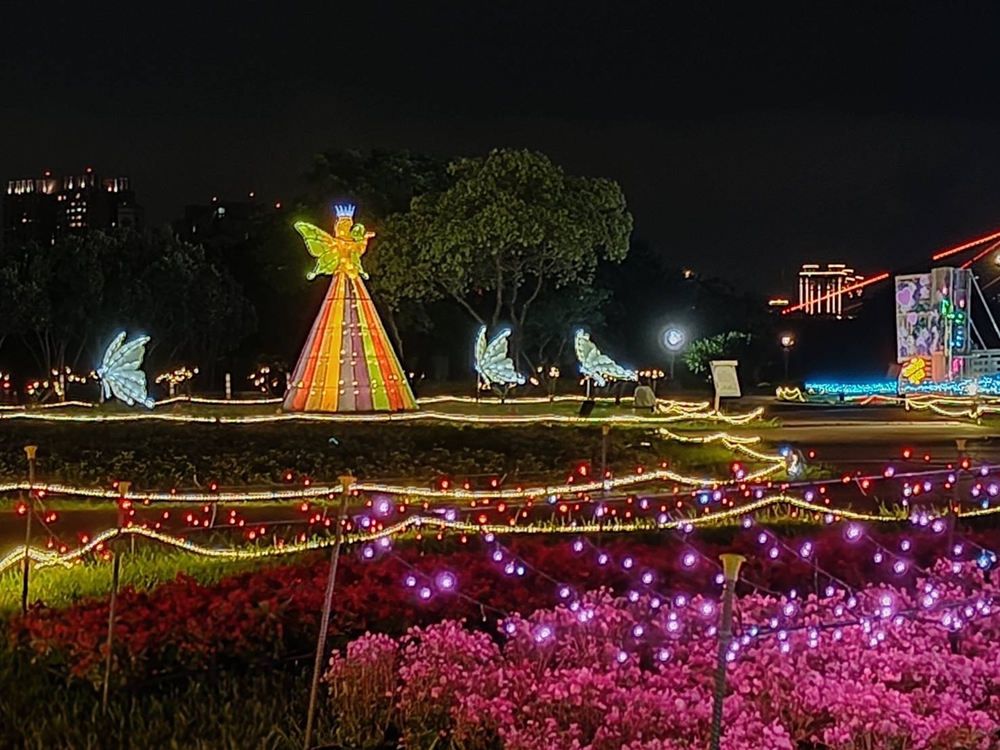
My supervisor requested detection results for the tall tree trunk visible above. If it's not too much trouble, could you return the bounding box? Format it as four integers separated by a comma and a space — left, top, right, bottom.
491, 257, 504, 328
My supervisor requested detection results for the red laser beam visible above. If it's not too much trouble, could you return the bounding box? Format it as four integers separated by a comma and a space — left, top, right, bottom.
960, 239, 1000, 269
932, 228, 1000, 261
781, 272, 890, 315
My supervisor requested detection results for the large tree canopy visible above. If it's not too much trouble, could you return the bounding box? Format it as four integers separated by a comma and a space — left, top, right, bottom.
304, 148, 450, 218
0, 230, 256, 380
373, 149, 632, 361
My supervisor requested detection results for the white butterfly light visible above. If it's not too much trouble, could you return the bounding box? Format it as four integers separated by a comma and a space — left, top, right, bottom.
474, 325, 525, 388
574, 329, 637, 387
97, 331, 155, 408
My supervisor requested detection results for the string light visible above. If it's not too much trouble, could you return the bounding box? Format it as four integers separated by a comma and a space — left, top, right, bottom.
248, 365, 285, 395
0, 401, 766, 426
4, 492, 976, 577
155, 366, 199, 387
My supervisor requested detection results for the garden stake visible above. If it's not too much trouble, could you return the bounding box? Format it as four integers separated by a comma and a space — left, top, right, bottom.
600, 424, 610, 489
709, 553, 745, 750
20, 445, 37, 616
948, 440, 965, 550
101, 481, 130, 714
303, 473, 353, 750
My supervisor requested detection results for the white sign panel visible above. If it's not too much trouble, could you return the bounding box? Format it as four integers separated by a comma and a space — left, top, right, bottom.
710, 360, 741, 398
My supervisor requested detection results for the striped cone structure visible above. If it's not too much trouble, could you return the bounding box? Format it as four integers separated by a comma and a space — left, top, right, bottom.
283, 271, 416, 412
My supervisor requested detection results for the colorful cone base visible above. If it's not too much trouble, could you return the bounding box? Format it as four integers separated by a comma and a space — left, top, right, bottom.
284, 273, 416, 412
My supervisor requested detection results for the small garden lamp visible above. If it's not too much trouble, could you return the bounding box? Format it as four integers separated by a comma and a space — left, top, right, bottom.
779, 332, 796, 380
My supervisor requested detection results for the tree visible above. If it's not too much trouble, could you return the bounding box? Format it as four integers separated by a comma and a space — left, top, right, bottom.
375, 149, 632, 363
0, 234, 109, 376
521, 281, 611, 371
304, 148, 449, 218
0, 230, 256, 384
683, 331, 753, 376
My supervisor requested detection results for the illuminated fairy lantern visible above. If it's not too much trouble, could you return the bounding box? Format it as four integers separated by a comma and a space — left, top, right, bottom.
283, 204, 416, 412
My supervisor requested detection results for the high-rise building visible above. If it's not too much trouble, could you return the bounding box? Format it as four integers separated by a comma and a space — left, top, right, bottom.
2, 168, 141, 246
797, 263, 864, 317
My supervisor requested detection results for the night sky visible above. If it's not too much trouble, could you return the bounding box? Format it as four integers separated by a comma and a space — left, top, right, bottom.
5, 2, 1000, 294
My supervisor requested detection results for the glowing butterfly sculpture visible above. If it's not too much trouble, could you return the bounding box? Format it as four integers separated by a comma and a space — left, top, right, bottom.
474, 326, 525, 389
295, 204, 375, 280
574, 330, 637, 388
97, 331, 155, 408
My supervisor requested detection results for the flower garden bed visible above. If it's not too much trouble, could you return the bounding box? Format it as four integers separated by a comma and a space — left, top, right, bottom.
325, 577, 1000, 750
10, 525, 1000, 689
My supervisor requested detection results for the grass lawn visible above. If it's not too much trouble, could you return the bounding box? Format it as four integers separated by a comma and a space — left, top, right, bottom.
0, 544, 318, 614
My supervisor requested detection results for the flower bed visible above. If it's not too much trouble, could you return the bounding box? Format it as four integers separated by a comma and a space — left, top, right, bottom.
10, 526, 1000, 689
325, 573, 1000, 750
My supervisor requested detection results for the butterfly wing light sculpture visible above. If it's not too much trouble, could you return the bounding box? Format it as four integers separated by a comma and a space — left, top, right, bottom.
97, 331, 155, 408
474, 326, 525, 388
574, 330, 637, 387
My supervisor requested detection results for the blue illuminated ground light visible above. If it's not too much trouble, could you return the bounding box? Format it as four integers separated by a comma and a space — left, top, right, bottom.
804, 373, 1000, 398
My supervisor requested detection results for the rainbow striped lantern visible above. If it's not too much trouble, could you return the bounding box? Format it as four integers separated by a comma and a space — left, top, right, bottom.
283, 204, 417, 412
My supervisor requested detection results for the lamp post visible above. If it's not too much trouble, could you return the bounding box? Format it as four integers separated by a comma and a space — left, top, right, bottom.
662, 325, 687, 381
779, 332, 796, 381
709, 553, 746, 750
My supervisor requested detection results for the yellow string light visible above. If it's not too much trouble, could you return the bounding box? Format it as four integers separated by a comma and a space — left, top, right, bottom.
0, 404, 765, 427
3, 493, 983, 576
0, 394, 762, 425
775, 386, 806, 402
0, 450, 785, 503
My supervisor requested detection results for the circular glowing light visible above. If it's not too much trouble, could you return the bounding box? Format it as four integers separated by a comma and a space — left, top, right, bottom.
435, 571, 456, 591
662, 326, 687, 352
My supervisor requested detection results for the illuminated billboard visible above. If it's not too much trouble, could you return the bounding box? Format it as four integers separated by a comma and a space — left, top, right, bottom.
895, 267, 971, 380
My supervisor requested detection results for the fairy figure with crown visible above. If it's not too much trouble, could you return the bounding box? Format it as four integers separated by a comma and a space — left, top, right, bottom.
283, 204, 417, 413
297, 203, 375, 280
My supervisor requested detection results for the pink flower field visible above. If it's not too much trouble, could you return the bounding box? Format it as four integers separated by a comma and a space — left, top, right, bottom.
326, 562, 1000, 750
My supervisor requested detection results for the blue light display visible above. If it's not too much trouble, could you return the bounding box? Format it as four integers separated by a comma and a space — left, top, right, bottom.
804, 373, 1000, 398
804, 381, 898, 397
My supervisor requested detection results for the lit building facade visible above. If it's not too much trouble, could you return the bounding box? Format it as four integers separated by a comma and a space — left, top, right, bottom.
797, 263, 864, 317
3, 168, 141, 246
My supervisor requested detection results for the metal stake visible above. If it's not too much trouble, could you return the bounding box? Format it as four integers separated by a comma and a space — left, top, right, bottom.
304, 474, 353, 749
101, 481, 130, 714
20, 445, 38, 616
600, 424, 610, 486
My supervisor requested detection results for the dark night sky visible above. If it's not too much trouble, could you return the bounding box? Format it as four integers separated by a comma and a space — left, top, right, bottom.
4, 1, 1000, 294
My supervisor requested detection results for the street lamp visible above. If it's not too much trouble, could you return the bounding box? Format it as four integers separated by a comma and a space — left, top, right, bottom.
662, 325, 687, 380
779, 332, 796, 380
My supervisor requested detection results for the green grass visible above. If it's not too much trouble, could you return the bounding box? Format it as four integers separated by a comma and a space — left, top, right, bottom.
0, 544, 311, 614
